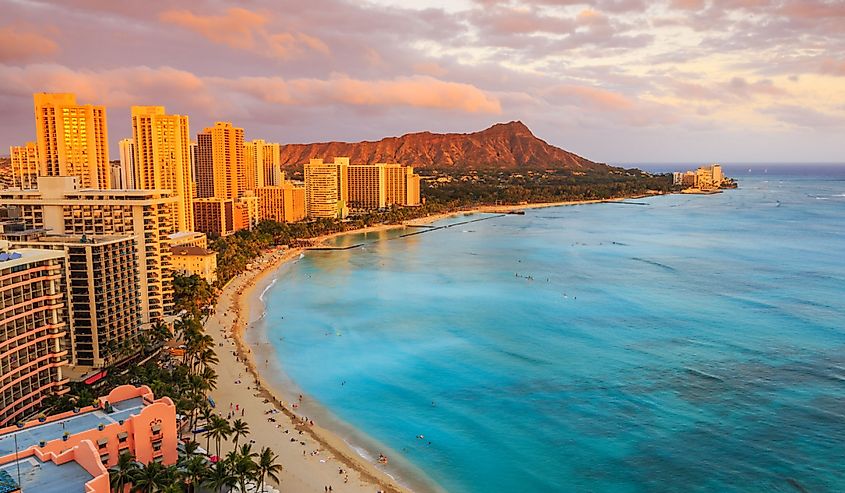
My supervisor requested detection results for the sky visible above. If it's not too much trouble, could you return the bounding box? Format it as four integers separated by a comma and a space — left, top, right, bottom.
1, 0, 844, 164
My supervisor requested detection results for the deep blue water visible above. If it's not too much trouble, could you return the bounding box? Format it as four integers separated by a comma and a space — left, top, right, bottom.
255, 169, 845, 492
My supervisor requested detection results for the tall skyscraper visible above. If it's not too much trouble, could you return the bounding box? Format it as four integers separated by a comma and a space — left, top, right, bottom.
189, 141, 198, 196
244, 140, 283, 188
347, 164, 386, 210
195, 122, 244, 200
9, 141, 39, 189
131, 106, 194, 232
33, 93, 109, 189
118, 138, 136, 189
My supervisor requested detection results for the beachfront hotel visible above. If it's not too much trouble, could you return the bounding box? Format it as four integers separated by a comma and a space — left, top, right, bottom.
307, 159, 422, 216
673, 164, 725, 190
257, 182, 307, 223
9, 234, 142, 371
131, 106, 195, 232
9, 142, 39, 190
33, 93, 110, 190
0, 176, 177, 324
0, 385, 178, 492
304, 158, 350, 219
0, 241, 69, 426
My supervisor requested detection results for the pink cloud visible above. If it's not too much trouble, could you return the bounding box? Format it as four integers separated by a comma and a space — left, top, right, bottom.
214, 75, 502, 114
0, 64, 219, 114
160, 8, 264, 50
159, 7, 329, 59
820, 59, 845, 76
0, 24, 59, 63
549, 85, 636, 112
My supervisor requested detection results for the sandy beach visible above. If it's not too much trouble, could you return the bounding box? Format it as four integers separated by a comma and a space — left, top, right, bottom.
205, 195, 664, 493
206, 242, 415, 493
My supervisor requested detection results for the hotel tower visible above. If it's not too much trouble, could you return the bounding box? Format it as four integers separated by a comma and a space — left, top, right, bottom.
33, 93, 110, 189
131, 106, 194, 232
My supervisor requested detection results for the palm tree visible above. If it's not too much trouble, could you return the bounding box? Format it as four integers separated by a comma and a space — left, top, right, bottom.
230, 419, 250, 449
229, 448, 258, 493
203, 460, 236, 493
181, 439, 201, 458
256, 447, 283, 493
131, 460, 170, 492
206, 415, 232, 457
108, 451, 140, 493
181, 454, 208, 493
199, 407, 215, 450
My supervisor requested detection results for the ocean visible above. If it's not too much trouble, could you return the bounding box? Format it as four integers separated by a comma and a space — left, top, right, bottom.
250, 165, 845, 492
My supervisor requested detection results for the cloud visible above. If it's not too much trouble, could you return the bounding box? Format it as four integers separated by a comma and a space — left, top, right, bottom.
819, 59, 845, 76
540, 84, 678, 127
761, 105, 845, 128
160, 7, 329, 59
0, 64, 218, 114
0, 63, 500, 117
214, 75, 502, 114
0, 24, 59, 63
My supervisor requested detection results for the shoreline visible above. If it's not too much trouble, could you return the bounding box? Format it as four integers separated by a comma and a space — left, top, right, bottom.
212, 194, 667, 492
207, 244, 417, 492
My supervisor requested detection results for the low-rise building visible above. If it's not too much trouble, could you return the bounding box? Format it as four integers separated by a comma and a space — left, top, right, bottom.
0, 385, 178, 493
170, 245, 217, 284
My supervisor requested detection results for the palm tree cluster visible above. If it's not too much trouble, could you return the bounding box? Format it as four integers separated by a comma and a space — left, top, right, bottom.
108, 439, 282, 493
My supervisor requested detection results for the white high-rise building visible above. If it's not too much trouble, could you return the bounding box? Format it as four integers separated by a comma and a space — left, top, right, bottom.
119, 138, 136, 189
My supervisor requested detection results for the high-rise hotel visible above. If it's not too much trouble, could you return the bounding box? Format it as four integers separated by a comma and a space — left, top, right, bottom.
0, 240, 70, 425
0, 177, 176, 324
32, 93, 110, 190
9, 142, 39, 190
305, 158, 421, 218
131, 106, 194, 232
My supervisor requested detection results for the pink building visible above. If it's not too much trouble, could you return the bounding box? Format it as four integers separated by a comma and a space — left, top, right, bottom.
0, 385, 178, 492
0, 241, 70, 426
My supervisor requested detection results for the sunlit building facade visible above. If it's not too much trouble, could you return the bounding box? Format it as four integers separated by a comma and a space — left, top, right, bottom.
304, 158, 349, 219
131, 106, 194, 232
257, 182, 306, 223
9, 142, 39, 190
33, 93, 109, 189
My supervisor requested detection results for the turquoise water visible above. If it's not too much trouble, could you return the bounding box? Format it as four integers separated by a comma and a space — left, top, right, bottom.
257, 170, 845, 492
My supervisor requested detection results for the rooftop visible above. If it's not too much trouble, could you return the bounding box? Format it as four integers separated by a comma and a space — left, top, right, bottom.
171, 246, 215, 256
1, 456, 92, 493
0, 245, 65, 271
168, 231, 205, 240
0, 397, 145, 457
